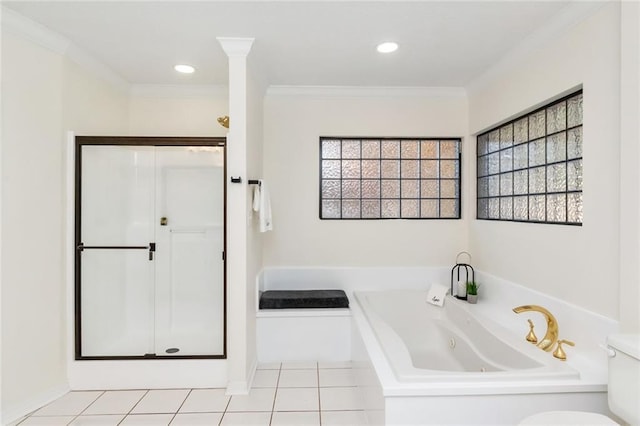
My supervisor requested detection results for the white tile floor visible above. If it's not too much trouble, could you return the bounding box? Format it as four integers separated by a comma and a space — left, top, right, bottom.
12, 362, 367, 426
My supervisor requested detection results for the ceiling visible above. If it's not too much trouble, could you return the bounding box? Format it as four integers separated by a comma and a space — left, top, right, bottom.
3, 1, 581, 88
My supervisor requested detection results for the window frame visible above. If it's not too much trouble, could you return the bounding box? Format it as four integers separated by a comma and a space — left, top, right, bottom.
475, 90, 583, 226
319, 136, 462, 220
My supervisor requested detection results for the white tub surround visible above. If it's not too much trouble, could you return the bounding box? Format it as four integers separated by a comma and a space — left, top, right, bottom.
255, 267, 450, 363
351, 276, 618, 425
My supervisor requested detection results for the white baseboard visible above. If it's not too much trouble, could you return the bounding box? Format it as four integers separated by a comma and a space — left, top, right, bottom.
2, 382, 70, 425
225, 358, 257, 396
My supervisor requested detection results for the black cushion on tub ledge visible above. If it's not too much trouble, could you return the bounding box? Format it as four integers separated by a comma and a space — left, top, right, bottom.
259, 290, 349, 309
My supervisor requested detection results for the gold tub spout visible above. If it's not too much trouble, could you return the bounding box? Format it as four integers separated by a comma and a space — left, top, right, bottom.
513, 305, 559, 352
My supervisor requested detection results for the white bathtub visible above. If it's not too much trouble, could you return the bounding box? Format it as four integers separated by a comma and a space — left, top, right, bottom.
355, 290, 579, 383
351, 289, 611, 425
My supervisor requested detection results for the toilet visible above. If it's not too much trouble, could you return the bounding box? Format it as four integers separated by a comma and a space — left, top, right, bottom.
520, 334, 640, 425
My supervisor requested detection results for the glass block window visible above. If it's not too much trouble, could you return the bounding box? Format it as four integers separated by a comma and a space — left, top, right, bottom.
476, 90, 583, 225
320, 137, 461, 219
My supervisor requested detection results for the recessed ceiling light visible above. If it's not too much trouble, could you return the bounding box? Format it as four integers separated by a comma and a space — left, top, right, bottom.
376, 42, 398, 53
174, 64, 195, 74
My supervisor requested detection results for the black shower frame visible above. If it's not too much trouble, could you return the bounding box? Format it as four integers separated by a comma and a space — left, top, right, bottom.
74, 136, 227, 360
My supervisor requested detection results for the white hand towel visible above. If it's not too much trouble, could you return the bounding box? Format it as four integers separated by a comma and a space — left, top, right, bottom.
253, 180, 272, 232
426, 283, 449, 307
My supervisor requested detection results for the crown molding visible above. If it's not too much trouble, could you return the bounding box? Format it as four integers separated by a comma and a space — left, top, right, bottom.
130, 84, 228, 98
466, 1, 608, 96
1, 6, 70, 54
2, 6, 129, 92
266, 85, 467, 98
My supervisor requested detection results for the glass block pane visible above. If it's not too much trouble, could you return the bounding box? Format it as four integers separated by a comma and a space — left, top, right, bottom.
322, 200, 341, 218
547, 163, 566, 193
381, 180, 400, 198
513, 143, 528, 170
441, 160, 458, 179
381, 199, 400, 218
441, 180, 458, 198
381, 140, 400, 158
440, 140, 459, 159
500, 124, 513, 149
514, 118, 528, 144
567, 127, 582, 159
342, 200, 360, 219
421, 140, 438, 158
529, 110, 546, 140
362, 140, 380, 158
421, 160, 438, 178
514, 170, 528, 195
547, 101, 566, 134
500, 197, 513, 220
322, 140, 341, 159
514, 196, 528, 220
362, 200, 380, 218
529, 167, 546, 194
529, 138, 545, 167
477, 177, 489, 198
500, 172, 513, 196
342, 160, 360, 178
488, 175, 499, 197
477, 134, 488, 156
342, 140, 360, 159
322, 160, 341, 178
362, 180, 380, 198
381, 160, 399, 178
421, 200, 438, 218
547, 193, 566, 223
401, 200, 419, 218
422, 180, 439, 198
489, 198, 499, 219
322, 179, 340, 198
342, 180, 361, 198
488, 152, 500, 174
401, 140, 419, 158
488, 130, 500, 153
529, 195, 546, 221
362, 160, 380, 178
547, 132, 566, 163
477, 156, 488, 177
477, 198, 488, 219
500, 148, 513, 172
441, 199, 458, 218
401, 160, 419, 178
567, 93, 583, 127
567, 159, 583, 191
568, 192, 583, 223
401, 180, 419, 198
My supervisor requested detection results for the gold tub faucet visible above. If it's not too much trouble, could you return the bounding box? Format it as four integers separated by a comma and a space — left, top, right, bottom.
513, 305, 559, 352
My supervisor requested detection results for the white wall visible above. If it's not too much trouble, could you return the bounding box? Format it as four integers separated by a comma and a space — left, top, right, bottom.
128, 86, 228, 137
467, 4, 621, 320
1, 32, 67, 424
263, 90, 469, 268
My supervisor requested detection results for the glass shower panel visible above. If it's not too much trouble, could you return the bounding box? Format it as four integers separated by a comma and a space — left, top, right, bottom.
153, 147, 225, 356
80, 146, 155, 357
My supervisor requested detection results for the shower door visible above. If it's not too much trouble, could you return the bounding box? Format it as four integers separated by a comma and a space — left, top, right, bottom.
75, 137, 226, 359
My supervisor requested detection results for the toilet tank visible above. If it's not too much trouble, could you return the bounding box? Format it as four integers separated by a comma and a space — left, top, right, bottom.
607, 334, 640, 425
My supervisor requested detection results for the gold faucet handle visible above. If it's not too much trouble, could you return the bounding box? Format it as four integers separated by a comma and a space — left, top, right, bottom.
526, 319, 538, 344
553, 339, 575, 361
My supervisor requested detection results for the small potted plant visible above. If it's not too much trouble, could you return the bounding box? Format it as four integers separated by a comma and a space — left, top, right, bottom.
466, 281, 479, 304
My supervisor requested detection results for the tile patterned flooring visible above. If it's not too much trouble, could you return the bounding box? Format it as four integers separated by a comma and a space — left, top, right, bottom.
11, 362, 367, 426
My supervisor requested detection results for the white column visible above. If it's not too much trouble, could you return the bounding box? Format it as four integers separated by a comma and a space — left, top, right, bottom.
217, 37, 255, 394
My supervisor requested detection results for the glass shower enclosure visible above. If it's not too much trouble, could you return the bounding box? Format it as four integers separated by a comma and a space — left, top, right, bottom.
75, 137, 226, 359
